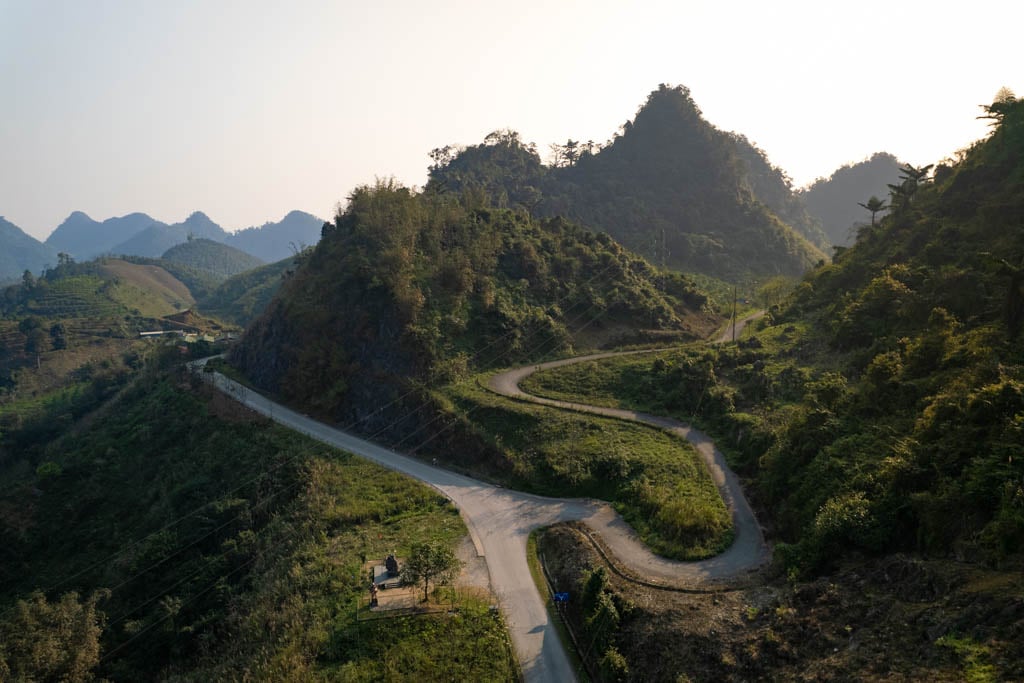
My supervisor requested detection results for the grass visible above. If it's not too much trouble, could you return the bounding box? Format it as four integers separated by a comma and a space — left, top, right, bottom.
935, 634, 998, 683
519, 356, 655, 410
440, 377, 732, 560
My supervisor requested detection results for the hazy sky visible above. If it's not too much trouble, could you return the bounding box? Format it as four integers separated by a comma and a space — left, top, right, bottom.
2, 0, 1021, 240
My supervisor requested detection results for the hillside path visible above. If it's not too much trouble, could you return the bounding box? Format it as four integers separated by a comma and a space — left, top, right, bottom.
715, 309, 765, 343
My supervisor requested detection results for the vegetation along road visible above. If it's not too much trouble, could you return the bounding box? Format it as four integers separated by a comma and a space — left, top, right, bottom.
195, 346, 768, 682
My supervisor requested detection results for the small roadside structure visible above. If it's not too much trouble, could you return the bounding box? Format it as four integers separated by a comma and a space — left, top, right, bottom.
372, 553, 403, 590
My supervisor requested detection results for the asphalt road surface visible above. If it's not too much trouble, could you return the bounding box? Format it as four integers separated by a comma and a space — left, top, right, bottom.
193, 353, 768, 682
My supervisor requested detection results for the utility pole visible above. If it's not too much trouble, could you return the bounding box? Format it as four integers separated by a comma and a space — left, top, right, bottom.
731, 286, 738, 343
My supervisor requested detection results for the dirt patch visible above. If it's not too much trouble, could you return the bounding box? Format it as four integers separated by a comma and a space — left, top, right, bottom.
539, 523, 1024, 682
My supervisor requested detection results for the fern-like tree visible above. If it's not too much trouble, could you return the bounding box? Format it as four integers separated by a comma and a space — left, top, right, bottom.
857, 196, 888, 226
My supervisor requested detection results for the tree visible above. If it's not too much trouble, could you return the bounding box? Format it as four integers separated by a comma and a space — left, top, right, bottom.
24, 327, 49, 356
857, 195, 888, 226
978, 86, 1017, 125
549, 139, 581, 167
401, 541, 462, 602
50, 322, 68, 350
428, 144, 459, 171
0, 590, 109, 683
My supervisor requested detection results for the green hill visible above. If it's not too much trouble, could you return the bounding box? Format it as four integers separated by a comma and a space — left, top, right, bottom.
231, 180, 715, 438
427, 85, 827, 282
161, 238, 265, 282
730, 133, 830, 251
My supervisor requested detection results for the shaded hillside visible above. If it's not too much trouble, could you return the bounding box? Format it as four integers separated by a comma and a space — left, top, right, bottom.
800, 152, 903, 246
232, 181, 714, 437
0, 217, 56, 283
45, 212, 162, 260
161, 238, 264, 281
762, 93, 1024, 568
109, 211, 229, 258
224, 210, 323, 262
730, 133, 830, 250
198, 256, 298, 326
427, 85, 827, 281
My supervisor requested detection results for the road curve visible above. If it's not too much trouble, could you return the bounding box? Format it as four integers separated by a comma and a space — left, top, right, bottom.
487, 353, 770, 585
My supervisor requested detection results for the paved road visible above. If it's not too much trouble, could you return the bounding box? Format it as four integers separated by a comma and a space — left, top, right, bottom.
194, 361, 593, 681
193, 349, 769, 682
488, 354, 769, 585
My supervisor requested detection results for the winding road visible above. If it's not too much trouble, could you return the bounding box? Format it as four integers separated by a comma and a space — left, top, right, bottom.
193, 330, 768, 682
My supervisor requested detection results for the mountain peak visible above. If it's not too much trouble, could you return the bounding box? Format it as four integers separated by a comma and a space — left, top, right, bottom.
65, 210, 96, 223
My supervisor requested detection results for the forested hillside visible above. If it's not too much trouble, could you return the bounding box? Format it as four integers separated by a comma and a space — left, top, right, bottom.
232, 180, 714, 439
197, 255, 298, 326
518, 90, 1024, 683
800, 152, 903, 246
427, 85, 827, 281
766, 91, 1024, 569
528, 91, 1024, 573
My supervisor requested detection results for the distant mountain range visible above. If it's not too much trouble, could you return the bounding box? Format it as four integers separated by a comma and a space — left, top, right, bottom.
0, 210, 324, 282
224, 210, 322, 262
0, 217, 58, 284
46, 211, 163, 260
107, 211, 229, 258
